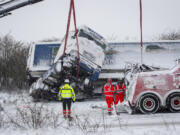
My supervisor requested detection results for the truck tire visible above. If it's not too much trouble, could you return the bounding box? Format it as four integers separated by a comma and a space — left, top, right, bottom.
167, 93, 180, 112
139, 94, 160, 114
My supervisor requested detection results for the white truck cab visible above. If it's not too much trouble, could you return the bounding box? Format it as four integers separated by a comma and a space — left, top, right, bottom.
26, 42, 60, 84
27, 26, 108, 100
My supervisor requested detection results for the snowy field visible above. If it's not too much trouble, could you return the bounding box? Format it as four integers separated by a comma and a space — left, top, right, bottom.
0, 92, 180, 135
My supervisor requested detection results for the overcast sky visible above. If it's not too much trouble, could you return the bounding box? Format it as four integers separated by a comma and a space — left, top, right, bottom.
0, 0, 180, 42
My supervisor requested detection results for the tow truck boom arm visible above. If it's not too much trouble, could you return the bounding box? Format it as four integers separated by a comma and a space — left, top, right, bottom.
0, 0, 44, 18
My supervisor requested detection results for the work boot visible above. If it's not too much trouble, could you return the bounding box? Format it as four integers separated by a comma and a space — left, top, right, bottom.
63, 115, 67, 119
68, 115, 73, 121
108, 112, 112, 115
63, 110, 66, 119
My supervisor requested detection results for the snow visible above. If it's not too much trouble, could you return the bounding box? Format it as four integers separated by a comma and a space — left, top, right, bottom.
104, 43, 180, 69
138, 64, 180, 76
54, 28, 105, 68
126, 75, 138, 104
99, 73, 124, 79
0, 92, 180, 135
30, 66, 51, 71
143, 76, 167, 89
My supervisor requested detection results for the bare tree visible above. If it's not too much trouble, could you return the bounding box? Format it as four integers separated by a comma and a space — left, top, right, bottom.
159, 30, 180, 40
0, 34, 29, 90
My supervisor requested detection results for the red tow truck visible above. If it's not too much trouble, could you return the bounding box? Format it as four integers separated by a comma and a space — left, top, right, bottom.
126, 61, 180, 114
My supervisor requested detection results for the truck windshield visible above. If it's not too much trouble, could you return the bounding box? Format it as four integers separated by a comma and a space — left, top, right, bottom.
33, 44, 60, 67
78, 29, 106, 50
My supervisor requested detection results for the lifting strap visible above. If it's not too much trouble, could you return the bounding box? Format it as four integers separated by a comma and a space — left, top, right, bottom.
139, 0, 143, 64
62, 0, 80, 79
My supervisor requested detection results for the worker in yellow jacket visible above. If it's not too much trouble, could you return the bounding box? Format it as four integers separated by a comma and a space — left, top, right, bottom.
58, 79, 76, 119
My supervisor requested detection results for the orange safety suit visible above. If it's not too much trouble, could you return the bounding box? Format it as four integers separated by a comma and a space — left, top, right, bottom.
103, 80, 114, 113
114, 83, 126, 105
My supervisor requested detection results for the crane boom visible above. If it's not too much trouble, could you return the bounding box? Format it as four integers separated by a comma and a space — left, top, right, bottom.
0, 0, 44, 18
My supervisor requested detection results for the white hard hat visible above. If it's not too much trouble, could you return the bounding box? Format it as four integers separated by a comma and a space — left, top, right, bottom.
64, 79, 70, 83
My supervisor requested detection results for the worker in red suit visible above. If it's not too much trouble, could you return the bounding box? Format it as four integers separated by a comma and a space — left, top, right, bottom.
114, 79, 126, 107
103, 78, 114, 115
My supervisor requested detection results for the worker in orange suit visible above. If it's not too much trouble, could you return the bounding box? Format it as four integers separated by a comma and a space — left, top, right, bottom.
114, 79, 126, 107
103, 78, 114, 115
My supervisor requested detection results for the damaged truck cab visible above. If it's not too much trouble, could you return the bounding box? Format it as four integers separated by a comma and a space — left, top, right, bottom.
27, 26, 107, 100
26, 42, 60, 85
126, 62, 180, 114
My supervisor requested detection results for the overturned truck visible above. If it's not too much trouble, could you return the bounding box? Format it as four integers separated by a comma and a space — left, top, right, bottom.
27, 26, 107, 100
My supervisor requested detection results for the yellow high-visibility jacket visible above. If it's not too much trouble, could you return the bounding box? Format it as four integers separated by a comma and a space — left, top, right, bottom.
58, 84, 76, 102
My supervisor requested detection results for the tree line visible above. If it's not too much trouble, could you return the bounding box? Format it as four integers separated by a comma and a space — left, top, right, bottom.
0, 34, 29, 91
159, 30, 180, 40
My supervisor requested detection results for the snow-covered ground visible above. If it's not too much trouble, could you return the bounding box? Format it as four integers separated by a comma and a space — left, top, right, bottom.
0, 92, 180, 135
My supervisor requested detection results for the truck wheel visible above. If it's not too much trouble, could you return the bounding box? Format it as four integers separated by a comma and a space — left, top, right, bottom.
139, 94, 160, 114
167, 93, 180, 112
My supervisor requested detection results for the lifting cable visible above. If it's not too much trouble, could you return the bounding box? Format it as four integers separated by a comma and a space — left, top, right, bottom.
139, 0, 143, 65
62, 0, 143, 79
62, 0, 80, 79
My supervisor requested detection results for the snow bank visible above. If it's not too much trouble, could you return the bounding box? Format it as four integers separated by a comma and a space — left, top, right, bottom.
0, 92, 180, 135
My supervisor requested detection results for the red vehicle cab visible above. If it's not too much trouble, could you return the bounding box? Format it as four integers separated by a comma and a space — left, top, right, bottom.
127, 63, 180, 114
